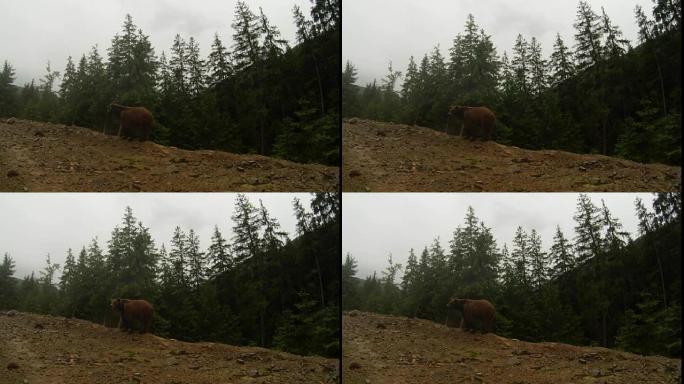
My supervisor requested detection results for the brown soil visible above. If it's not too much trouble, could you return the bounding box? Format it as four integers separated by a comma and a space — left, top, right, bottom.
342, 119, 680, 192
342, 311, 680, 384
0, 119, 338, 192
0, 311, 338, 384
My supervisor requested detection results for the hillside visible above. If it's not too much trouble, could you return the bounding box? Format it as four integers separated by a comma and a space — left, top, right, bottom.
342, 311, 680, 384
0, 311, 338, 384
342, 119, 680, 192
0, 118, 338, 192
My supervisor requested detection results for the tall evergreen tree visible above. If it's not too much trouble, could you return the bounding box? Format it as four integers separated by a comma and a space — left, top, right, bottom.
0, 253, 17, 309
207, 226, 232, 276
548, 33, 575, 86
549, 226, 575, 278
0, 60, 17, 117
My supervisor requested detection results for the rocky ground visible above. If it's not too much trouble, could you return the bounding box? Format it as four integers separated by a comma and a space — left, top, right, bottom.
342, 119, 680, 192
0, 118, 338, 192
342, 310, 680, 384
0, 311, 338, 384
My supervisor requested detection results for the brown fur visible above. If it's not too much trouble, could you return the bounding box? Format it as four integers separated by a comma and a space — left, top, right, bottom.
110, 298, 154, 334
446, 297, 495, 333
109, 103, 154, 141
448, 105, 496, 141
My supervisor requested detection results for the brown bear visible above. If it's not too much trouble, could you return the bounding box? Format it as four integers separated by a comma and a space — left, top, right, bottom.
447, 105, 496, 141
109, 102, 154, 141
446, 297, 495, 333
110, 298, 154, 334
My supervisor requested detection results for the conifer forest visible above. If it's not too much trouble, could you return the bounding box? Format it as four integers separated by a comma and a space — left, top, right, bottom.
343, 0, 681, 165
0, 193, 340, 358
0, 0, 340, 166
343, 193, 681, 358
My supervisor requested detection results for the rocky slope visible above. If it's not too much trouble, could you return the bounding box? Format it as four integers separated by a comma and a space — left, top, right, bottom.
1, 311, 338, 384
343, 119, 680, 192
343, 310, 680, 384
0, 118, 338, 192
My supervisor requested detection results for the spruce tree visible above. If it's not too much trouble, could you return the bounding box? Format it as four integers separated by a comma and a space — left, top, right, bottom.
0, 253, 17, 309
548, 33, 575, 86
0, 61, 17, 117
206, 33, 233, 85
207, 226, 232, 277
549, 225, 575, 278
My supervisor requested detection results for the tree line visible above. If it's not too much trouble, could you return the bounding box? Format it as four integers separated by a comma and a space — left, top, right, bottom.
342, 193, 681, 358
342, 0, 681, 165
0, 193, 340, 358
0, 0, 340, 166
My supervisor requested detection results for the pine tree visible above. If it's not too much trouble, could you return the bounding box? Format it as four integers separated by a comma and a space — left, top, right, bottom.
206, 33, 233, 85
549, 225, 575, 278
635, 197, 654, 235
511, 34, 530, 97
0, 253, 17, 309
548, 33, 575, 86
186, 229, 205, 289
107, 207, 157, 298
342, 253, 359, 310
600, 7, 630, 58
380, 254, 402, 314
528, 229, 547, 288
449, 14, 479, 97
651, 0, 681, 33
259, 7, 288, 59
107, 14, 157, 106
499, 243, 514, 286
573, 1, 604, 70
600, 199, 631, 252
652, 192, 681, 227
59, 248, 77, 314
59, 56, 77, 122
511, 226, 529, 287
39, 253, 60, 287
634, 5, 668, 115
0, 60, 17, 117
186, 37, 206, 97
231, 1, 262, 71
207, 226, 232, 276
259, 200, 288, 251
342, 60, 359, 117
528, 37, 547, 96
573, 194, 603, 266
380, 61, 402, 121
231, 194, 262, 264
169, 34, 188, 96
169, 226, 188, 288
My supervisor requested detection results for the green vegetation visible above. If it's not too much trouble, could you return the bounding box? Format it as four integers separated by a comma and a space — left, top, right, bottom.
343, 1, 681, 165
0, 193, 340, 358
0, 0, 339, 166
343, 193, 681, 358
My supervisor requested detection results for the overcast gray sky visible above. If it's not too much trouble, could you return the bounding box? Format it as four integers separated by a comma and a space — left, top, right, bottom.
343, 193, 654, 280
343, 0, 654, 87
1, 0, 311, 86
0, 193, 311, 280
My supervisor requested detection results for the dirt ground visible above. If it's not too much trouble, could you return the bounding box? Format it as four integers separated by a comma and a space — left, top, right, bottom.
0, 311, 338, 384
342, 119, 681, 192
0, 118, 338, 192
342, 311, 680, 384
